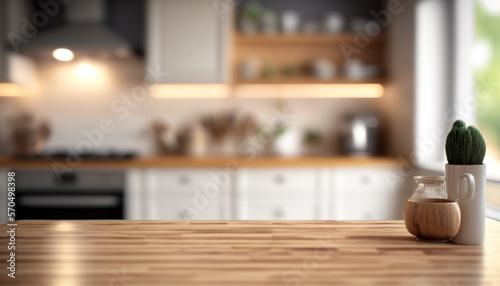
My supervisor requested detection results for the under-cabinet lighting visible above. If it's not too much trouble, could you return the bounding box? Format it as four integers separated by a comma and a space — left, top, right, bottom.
150, 84, 229, 98
0, 83, 28, 97
234, 84, 384, 98
149, 83, 383, 98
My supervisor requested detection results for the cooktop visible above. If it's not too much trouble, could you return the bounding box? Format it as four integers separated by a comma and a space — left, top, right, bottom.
14, 151, 137, 160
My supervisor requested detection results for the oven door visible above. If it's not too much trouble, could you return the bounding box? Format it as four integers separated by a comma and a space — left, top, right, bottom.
16, 192, 124, 220
15, 170, 125, 220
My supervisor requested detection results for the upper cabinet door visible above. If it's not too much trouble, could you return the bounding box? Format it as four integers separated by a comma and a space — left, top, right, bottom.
146, 0, 230, 83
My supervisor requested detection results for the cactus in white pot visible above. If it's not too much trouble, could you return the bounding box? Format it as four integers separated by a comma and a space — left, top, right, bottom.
445, 119, 487, 245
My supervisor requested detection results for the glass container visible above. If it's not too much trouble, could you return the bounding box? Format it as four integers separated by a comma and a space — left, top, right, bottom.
408, 176, 447, 202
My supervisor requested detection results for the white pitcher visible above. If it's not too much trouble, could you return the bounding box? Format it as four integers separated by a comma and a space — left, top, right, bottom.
445, 164, 486, 245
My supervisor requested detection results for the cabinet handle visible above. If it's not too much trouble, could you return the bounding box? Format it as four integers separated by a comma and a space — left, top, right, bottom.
178, 175, 191, 185
274, 175, 285, 184
273, 208, 284, 219
178, 209, 189, 220
361, 175, 371, 184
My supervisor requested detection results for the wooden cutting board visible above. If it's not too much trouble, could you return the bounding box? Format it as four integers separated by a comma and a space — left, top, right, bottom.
1, 219, 499, 285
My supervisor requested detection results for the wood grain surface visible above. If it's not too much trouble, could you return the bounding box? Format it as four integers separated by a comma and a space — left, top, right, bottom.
0, 156, 399, 169
404, 199, 461, 241
1, 220, 499, 285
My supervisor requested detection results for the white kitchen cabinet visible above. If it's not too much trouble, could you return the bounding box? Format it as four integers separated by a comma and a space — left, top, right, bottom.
236, 168, 324, 220
0, 1, 36, 89
125, 169, 144, 220
145, 168, 231, 220
146, 0, 230, 83
243, 168, 317, 196
141, 165, 402, 221
330, 167, 403, 220
338, 197, 398, 220
153, 197, 226, 220
245, 198, 317, 220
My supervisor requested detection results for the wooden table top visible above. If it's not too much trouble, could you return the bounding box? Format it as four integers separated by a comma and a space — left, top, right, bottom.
0, 156, 399, 169
1, 219, 499, 285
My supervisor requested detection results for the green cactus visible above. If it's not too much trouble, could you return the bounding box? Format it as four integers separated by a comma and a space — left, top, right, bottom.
452, 119, 466, 129
445, 119, 486, 165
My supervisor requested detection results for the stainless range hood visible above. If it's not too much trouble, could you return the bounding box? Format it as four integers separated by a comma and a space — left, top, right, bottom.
21, 0, 132, 58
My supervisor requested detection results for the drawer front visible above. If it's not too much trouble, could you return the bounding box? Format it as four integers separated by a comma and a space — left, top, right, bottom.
333, 167, 395, 195
244, 198, 316, 220
148, 169, 230, 196
151, 197, 228, 220
243, 168, 317, 196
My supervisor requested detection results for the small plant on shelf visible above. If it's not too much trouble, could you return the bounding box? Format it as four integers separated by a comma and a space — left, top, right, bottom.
445, 119, 486, 165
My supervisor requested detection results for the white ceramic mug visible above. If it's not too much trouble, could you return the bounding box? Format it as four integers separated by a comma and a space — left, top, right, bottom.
445, 164, 486, 245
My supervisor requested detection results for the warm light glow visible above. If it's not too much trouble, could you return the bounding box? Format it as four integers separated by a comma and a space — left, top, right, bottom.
52, 48, 74, 62
55, 221, 75, 231
53, 223, 80, 285
77, 63, 96, 79
150, 84, 383, 98
150, 84, 230, 98
0, 83, 28, 97
234, 84, 384, 98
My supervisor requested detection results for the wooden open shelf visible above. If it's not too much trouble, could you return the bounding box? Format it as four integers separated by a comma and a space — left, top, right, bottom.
231, 30, 388, 97
234, 32, 387, 45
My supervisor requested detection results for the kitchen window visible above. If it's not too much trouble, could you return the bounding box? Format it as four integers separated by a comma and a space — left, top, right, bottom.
416, 0, 500, 219
475, 0, 500, 213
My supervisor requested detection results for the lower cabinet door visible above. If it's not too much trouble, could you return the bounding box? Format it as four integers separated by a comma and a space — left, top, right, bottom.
245, 198, 316, 220
337, 196, 398, 220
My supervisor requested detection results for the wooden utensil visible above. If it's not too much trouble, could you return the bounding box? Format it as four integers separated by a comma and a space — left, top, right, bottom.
404, 198, 461, 241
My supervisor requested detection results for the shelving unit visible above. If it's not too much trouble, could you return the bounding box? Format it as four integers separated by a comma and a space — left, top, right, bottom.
229, 0, 389, 97
231, 32, 387, 96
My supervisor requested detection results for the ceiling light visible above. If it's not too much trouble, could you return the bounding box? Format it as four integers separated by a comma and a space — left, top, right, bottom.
52, 48, 74, 61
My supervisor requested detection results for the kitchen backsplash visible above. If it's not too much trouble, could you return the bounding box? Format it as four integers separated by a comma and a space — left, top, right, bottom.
0, 58, 385, 157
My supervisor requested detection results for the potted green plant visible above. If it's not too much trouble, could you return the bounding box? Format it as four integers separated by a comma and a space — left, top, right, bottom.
445, 119, 486, 245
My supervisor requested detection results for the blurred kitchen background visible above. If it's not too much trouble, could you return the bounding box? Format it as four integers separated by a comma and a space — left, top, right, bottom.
0, 0, 499, 221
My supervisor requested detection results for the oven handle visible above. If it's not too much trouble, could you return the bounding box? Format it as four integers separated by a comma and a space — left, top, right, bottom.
19, 195, 120, 208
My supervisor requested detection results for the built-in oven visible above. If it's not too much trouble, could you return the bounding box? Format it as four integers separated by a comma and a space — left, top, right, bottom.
15, 170, 124, 220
